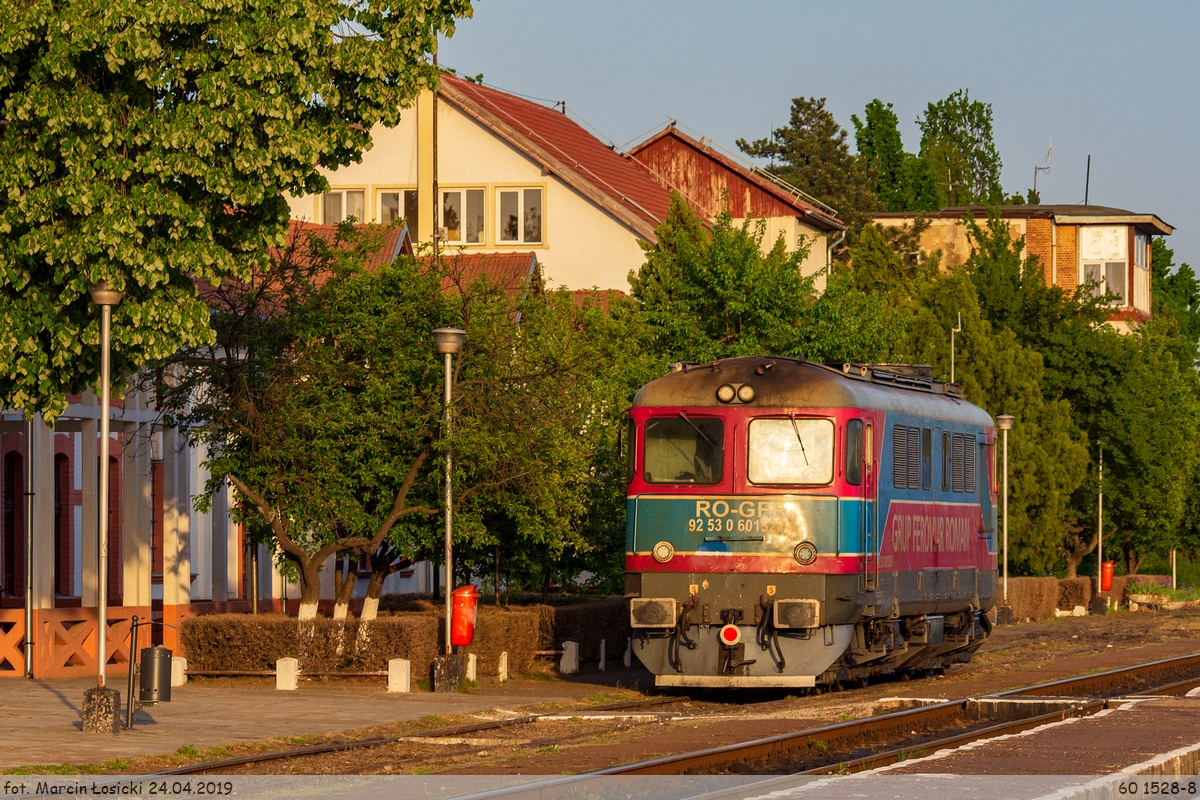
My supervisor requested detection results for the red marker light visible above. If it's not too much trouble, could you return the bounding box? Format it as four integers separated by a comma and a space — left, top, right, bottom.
719, 624, 741, 647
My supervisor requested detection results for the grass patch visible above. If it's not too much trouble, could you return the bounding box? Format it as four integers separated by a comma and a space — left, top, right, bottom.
1128, 582, 1200, 601
587, 691, 629, 704
524, 671, 555, 682
175, 745, 198, 758
5, 758, 134, 776
535, 746, 561, 755
896, 748, 926, 762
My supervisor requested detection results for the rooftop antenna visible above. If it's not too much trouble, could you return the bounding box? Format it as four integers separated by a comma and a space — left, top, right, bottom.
950, 311, 962, 384
1084, 155, 1091, 205
1033, 139, 1052, 198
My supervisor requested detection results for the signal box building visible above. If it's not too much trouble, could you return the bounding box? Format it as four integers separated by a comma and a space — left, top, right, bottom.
874, 205, 1174, 332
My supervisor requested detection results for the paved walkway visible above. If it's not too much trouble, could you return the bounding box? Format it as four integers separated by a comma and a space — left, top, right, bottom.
0, 676, 578, 770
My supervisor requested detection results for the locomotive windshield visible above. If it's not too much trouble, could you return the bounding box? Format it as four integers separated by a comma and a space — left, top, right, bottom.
643, 415, 724, 484
747, 417, 835, 484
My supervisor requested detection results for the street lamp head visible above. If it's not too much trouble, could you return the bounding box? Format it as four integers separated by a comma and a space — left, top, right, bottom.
996, 414, 1015, 431
433, 327, 466, 355
88, 281, 123, 307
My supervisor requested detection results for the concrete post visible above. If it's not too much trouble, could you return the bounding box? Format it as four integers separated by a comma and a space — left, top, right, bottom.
559, 641, 579, 675
275, 657, 299, 691
497, 652, 508, 683
387, 659, 410, 693
466, 653, 477, 683
171, 657, 188, 687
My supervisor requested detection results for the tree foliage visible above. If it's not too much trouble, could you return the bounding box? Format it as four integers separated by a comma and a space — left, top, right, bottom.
736, 97, 878, 235
0, 0, 471, 420
918, 89, 1005, 206
852, 100, 940, 213
161, 225, 616, 617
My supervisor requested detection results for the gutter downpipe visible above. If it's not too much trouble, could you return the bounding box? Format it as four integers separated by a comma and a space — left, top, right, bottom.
826, 232, 846, 268
1051, 220, 1057, 286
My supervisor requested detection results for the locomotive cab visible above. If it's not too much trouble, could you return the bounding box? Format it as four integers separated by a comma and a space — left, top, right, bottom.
626, 356, 997, 688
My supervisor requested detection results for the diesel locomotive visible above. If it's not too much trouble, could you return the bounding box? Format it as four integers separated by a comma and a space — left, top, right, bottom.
625, 356, 997, 688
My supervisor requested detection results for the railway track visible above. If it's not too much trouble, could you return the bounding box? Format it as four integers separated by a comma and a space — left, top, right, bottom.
595, 650, 1200, 776
156, 649, 1200, 777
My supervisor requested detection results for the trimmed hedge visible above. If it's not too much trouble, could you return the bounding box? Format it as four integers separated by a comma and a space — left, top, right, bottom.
1005, 577, 1061, 621
551, 598, 630, 663
181, 614, 440, 677
1057, 577, 1092, 610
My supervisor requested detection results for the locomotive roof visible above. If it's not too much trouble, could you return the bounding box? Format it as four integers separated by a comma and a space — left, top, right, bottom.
633, 356, 993, 428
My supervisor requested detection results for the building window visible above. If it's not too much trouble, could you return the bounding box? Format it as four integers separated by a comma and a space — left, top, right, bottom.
1080, 225, 1128, 306
442, 189, 485, 244
323, 190, 365, 224
498, 188, 543, 244
379, 190, 418, 229
1133, 232, 1151, 314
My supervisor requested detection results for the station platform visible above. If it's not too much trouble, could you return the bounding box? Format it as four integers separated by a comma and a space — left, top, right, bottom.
0, 675, 580, 771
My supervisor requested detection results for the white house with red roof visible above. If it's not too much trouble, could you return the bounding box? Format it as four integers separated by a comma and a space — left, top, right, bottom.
287, 73, 845, 293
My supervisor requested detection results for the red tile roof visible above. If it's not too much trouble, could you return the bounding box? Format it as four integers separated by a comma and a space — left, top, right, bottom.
439, 74, 670, 240
433, 251, 541, 298
627, 126, 844, 232
281, 220, 413, 268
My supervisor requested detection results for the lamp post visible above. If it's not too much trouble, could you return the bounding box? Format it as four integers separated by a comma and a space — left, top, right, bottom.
90, 282, 122, 688
433, 327, 465, 656
1097, 442, 1103, 589
996, 414, 1015, 606
81, 281, 122, 733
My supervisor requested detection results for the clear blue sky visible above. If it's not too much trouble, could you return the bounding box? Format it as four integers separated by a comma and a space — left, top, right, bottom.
440, 0, 1199, 270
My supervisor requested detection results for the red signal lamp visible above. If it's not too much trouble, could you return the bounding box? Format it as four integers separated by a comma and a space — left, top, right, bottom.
718, 624, 741, 647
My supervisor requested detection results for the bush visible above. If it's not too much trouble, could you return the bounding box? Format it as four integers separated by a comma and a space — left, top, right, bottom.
1057, 577, 1091, 610
181, 614, 440, 677
1004, 577, 1060, 620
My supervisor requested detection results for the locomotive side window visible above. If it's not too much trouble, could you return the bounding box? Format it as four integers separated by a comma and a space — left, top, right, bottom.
748, 418, 834, 485
942, 431, 952, 491
921, 428, 932, 490
625, 417, 636, 484
892, 425, 921, 490
845, 419, 863, 486
964, 435, 977, 493
643, 416, 724, 484
892, 425, 907, 489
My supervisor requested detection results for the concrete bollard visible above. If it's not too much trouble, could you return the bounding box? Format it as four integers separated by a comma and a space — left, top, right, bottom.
387, 659, 411, 693
171, 657, 188, 688
624, 638, 632, 668
466, 653, 477, 683
498, 652, 509, 683
560, 641, 579, 675
599, 639, 606, 672
276, 657, 299, 691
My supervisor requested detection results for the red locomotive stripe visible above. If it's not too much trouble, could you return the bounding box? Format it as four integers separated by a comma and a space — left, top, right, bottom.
625, 553, 861, 574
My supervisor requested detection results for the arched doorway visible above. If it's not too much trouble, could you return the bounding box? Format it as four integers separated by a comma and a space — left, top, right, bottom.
54, 454, 73, 597
2, 451, 23, 599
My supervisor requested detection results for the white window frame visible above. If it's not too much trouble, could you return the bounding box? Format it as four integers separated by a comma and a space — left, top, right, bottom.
1080, 226, 1129, 307
496, 186, 545, 246
321, 188, 366, 224
377, 188, 418, 228
441, 187, 486, 245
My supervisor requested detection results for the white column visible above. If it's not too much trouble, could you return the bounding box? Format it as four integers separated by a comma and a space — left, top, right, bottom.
122, 422, 152, 607
29, 417, 55, 611
161, 427, 191, 608
80, 417, 98, 607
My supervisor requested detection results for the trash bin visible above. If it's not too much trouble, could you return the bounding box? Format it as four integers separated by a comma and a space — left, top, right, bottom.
1101, 560, 1115, 592
139, 645, 173, 704
450, 585, 480, 646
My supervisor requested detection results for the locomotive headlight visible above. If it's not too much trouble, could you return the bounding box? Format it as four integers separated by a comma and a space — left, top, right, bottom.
736, 384, 756, 403
716, 384, 736, 403
794, 541, 818, 565
652, 541, 675, 563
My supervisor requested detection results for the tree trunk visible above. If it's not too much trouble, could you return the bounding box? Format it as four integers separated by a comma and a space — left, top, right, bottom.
1061, 528, 1098, 580
296, 558, 323, 622
361, 570, 386, 623
332, 552, 356, 621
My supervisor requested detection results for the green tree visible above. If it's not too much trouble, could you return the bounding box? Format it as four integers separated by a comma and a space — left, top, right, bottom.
629, 192, 906, 372
0, 0, 471, 421
852, 99, 940, 212
918, 89, 1005, 206
737, 97, 878, 235
163, 227, 614, 619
